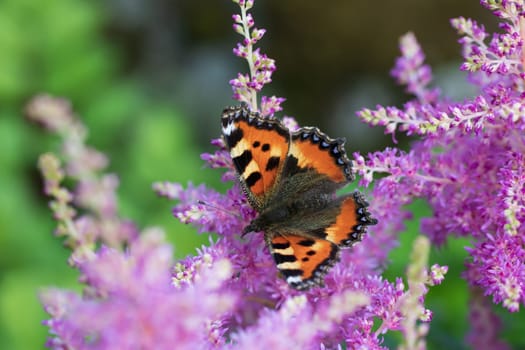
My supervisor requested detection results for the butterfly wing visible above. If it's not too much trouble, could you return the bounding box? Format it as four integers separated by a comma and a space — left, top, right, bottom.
319, 191, 378, 247
269, 191, 377, 246
280, 129, 376, 247
264, 192, 376, 290
266, 234, 340, 290
248, 124, 356, 217
285, 127, 354, 184
221, 105, 290, 210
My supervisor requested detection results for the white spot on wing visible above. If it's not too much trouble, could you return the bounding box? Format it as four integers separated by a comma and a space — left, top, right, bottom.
230, 139, 250, 157
273, 246, 294, 255
277, 261, 300, 269
286, 275, 303, 284
243, 160, 260, 177
222, 121, 235, 136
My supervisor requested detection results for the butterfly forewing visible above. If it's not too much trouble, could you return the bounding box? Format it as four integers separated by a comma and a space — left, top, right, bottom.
221, 106, 290, 209
289, 128, 354, 184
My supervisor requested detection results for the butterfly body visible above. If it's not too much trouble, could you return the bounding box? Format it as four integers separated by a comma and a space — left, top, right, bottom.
221, 104, 377, 290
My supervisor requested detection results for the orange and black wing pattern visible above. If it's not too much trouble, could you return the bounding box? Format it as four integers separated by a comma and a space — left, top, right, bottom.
221, 105, 290, 210
322, 191, 378, 248
288, 127, 354, 184
267, 234, 340, 290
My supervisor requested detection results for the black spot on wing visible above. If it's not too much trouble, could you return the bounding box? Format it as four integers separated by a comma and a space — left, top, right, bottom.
306, 250, 316, 256
253, 141, 260, 148
273, 253, 297, 264
245, 171, 262, 188
265, 156, 280, 171
279, 269, 303, 277
309, 227, 328, 239
262, 143, 270, 152
232, 150, 252, 174
282, 155, 304, 177
298, 239, 315, 247
271, 242, 290, 250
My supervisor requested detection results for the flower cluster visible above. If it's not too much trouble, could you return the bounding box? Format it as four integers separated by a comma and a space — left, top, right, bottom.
353, 0, 525, 346
230, 0, 285, 115
39, 230, 237, 350
29, 95, 239, 350
26, 95, 138, 265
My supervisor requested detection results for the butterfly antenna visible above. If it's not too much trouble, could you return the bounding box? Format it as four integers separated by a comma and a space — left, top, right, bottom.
197, 200, 242, 220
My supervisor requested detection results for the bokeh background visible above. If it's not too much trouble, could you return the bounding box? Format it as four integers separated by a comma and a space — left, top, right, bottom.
2, 0, 523, 349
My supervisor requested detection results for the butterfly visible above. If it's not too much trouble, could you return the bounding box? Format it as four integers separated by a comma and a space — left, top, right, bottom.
221, 104, 377, 290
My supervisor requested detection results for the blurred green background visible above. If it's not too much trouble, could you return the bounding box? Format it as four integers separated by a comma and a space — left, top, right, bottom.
1, 0, 523, 349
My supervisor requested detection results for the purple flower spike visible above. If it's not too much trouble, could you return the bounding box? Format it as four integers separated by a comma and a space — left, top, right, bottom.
391, 32, 440, 104
40, 231, 237, 350
229, 0, 284, 114
354, 0, 525, 326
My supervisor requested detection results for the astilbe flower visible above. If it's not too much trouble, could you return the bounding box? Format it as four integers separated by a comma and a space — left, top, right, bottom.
354, 0, 525, 346
30, 96, 238, 350
40, 230, 236, 350
27, 95, 139, 265
229, 0, 285, 114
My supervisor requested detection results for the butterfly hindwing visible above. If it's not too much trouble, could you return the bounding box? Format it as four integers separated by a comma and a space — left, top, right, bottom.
322, 191, 378, 247
265, 191, 377, 248
221, 105, 290, 209
267, 234, 340, 290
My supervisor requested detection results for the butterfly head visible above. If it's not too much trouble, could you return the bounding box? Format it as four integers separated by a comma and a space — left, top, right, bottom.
241, 222, 258, 237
